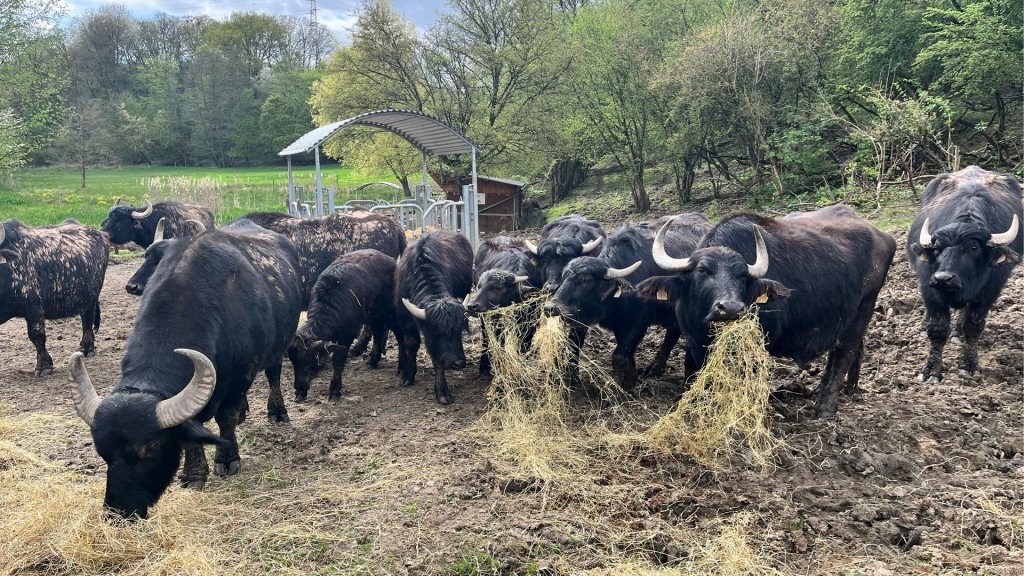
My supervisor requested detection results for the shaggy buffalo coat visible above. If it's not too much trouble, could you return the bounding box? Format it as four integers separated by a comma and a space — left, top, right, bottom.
394, 231, 473, 405
651, 205, 896, 418
70, 222, 303, 519
0, 219, 109, 376
101, 200, 214, 248
288, 249, 397, 401
466, 236, 543, 375
529, 214, 606, 292
546, 214, 711, 389
906, 166, 1023, 382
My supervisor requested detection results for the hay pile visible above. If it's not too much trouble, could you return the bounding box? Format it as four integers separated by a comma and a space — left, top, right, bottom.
645, 312, 780, 472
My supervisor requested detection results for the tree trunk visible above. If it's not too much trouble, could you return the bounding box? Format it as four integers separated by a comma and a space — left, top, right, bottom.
630, 166, 650, 213
548, 158, 588, 203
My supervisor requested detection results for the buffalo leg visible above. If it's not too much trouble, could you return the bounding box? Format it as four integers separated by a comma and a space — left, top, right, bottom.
26, 316, 53, 377
433, 365, 453, 405
479, 318, 493, 376
79, 306, 99, 358
920, 300, 951, 383
957, 305, 988, 378
564, 325, 589, 389
328, 345, 351, 400
364, 323, 387, 369
214, 395, 245, 476
349, 324, 373, 358
265, 361, 290, 423
180, 443, 209, 489
817, 292, 879, 418
643, 324, 681, 377
397, 329, 420, 388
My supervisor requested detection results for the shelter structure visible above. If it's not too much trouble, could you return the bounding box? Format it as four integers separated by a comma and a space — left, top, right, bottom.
277, 109, 482, 249
437, 175, 525, 234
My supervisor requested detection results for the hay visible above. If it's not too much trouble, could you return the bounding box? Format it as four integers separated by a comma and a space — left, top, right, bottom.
644, 312, 779, 472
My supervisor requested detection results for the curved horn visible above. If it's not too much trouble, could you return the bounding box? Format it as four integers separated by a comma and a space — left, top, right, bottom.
155, 349, 217, 429
523, 239, 538, 255
514, 275, 530, 283
919, 218, 934, 248
114, 197, 124, 206
186, 219, 207, 234
153, 218, 166, 243
462, 292, 473, 307
604, 260, 642, 279
652, 218, 693, 272
747, 226, 769, 278
402, 297, 428, 321
987, 214, 1019, 247
68, 352, 101, 426
132, 199, 153, 219
0, 221, 5, 247
581, 236, 603, 254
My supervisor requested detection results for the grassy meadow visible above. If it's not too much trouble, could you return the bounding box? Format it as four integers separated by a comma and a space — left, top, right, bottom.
0, 165, 402, 227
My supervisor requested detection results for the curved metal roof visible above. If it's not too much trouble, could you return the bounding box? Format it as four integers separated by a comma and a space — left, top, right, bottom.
278, 109, 480, 157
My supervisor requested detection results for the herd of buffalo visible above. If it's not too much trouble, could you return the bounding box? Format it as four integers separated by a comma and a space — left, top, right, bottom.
0, 165, 1020, 520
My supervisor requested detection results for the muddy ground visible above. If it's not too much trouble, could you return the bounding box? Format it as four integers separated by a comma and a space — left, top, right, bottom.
0, 225, 1021, 575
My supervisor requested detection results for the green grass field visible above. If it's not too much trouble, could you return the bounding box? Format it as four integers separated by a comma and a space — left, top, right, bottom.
1, 165, 403, 227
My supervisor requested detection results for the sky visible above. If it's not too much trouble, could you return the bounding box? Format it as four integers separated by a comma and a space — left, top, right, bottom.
62, 1, 444, 43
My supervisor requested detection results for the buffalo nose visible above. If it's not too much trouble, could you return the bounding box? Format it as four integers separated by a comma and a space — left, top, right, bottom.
713, 300, 744, 318
125, 283, 141, 295
544, 302, 562, 317
932, 271, 954, 284
542, 283, 558, 294
465, 301, 480, 313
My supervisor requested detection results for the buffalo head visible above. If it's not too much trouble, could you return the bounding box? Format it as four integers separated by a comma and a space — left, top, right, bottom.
102, 200, 154, 246
525, 235, 603, 292
402, 297, 468, 370
465, 270, 535, 315
544, 257, 641, 325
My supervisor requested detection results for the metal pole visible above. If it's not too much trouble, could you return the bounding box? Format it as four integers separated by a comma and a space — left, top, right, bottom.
314, 145, 324, 216
287, 155, 295, 215
470, 147, 479, 251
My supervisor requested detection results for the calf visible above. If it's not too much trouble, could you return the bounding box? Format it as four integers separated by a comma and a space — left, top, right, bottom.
544, 214, 710, 389
102, 199, 214, 248
69, 221, 303, 520
394, 231, 474, 404
1, 219, 109, 376
288, 249, 397, 401
524, 214, 606, 292
906, 166, 1022, 382
465, 236, 543, 375
651, 205, 897, 418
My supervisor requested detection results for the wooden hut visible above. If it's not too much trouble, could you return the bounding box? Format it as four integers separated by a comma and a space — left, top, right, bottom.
437, 175, 525, 234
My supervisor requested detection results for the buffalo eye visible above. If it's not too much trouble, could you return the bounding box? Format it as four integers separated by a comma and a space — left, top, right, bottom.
137, 441, 161, 459
968, 243, 980, 253
695, 264, 709, 276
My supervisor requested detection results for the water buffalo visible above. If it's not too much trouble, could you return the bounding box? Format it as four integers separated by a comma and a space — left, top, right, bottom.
68, 221, 303, 520
101, 199, 214, 249
651, 205, 897, 418
395, 231, 474, 404
288, 249, 397, 401
524, 214, 606, 292
125, 218, 206, 295
545, 214, 712, 389
906, 166, 1022, 382
465, 236, 543, 375
1, 219, 109, 376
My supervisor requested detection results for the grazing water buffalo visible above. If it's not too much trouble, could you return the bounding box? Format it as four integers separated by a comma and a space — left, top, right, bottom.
101, 199, 214, 249
545, 214, 711, 389
1, 219, 109, 376
525, 214, 606, 292
68, 221, 303, 520
906, 166, 1022, 382
651, 205, 897, 418
465, 236, 543, 375
395, 231, 474, 405
288, 249, 397, 401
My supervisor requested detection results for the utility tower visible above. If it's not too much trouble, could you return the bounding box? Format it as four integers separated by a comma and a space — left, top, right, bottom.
308, 0, 321, 68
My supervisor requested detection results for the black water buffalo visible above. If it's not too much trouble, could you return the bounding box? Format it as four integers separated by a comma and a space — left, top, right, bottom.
465, 236, 543, 375
68, 221, 303, 520
544, 214, 711, 389
650, 205, 897, 418
125, 217, 207, 295
101, 199, 214, 249
906, 166, 1022, 382
395, 231, 473, 404
524, 214, 606, 292
1, 219, 109, 376
288, 249, 397, 401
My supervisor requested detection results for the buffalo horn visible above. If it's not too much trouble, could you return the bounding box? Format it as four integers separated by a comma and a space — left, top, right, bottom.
604, 261, 642, 279
0, 221, 5, 246
186, 219, 207, 234
114, 197, 124, 206
523, 239, 538, 255
581, 236, 603, 254
514, 275, 530, 283
155, 349, 217, 429
747, 226, 769, 278
462, 292, 473, 307
652, 218, 693, 272
987, 214, 1019, 247
402, 297, 428, 320
68, 352, 101, 426
153, 218, 166, 243
919, 218, 934, 248
132, 199, 153, 219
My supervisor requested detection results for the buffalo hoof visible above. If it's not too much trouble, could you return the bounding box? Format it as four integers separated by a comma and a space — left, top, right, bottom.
916, 374, 941, 384
267, 409, 290, 424
364, 358, 380, 369
328, 392, 342, 402
214, 460, 241, 477
293, 392, 307, 403
814, 406, 838, 420
400, 377, 415, 388
83, 349, 97, 358
34, 366, 54, 377
435, 392, 453, 405
641, 364, 665, 377
951, 336, 963, 345
479, 365, 492, 376
958, 369, 980, 379
179, 473, 207, 489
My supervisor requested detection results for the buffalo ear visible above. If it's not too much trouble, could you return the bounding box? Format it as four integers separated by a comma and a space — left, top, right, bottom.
180, 419, 227, 446
751, 278, 791, 303
989, 247, 1022, 267
908, 242, 926, 257
0, 249, 18, 264
325, 343, 343, 353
